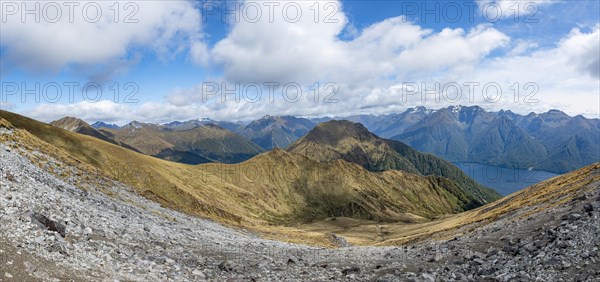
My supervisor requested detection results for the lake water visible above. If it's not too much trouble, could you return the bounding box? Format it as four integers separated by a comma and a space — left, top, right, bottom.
453, 162, 559, 196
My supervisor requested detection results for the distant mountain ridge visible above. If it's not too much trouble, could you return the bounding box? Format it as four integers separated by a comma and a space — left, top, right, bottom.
388, 106, 599, 173
315, 106, 598, 174
86, 105, 598, 172
102, 122, 264, 164
91, 121, 120, 129
53, 117, 263, 164
162, 118, 245, 132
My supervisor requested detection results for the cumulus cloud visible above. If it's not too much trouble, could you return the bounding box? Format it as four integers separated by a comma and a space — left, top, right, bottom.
0, 1, 202, 74
160, 18, 597, 120
209, 1, 508, 85
451, 25, 600, 116
160, 0, 510, 120
559, 26, 600, 78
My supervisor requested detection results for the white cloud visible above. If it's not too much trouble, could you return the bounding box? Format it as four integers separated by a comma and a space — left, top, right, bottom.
209, 0, 508, 86
448, 25, 600, 116
0, 1, 202, 73
559, 26, 600, 78
162, 17, 597, 120
160, 0, 509, 120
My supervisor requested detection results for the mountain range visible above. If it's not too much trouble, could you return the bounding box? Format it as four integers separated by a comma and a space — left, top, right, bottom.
321, 106, 599, 174
69, 105, 598, 174
64, 117, 264, 164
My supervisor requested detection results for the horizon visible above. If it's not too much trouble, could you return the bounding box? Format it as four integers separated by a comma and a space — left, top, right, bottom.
37, 104, 600, 126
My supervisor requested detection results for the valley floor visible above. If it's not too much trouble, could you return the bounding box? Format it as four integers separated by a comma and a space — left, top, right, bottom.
1, 142, 600, 281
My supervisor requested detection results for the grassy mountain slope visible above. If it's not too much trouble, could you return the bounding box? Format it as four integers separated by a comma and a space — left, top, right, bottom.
384, 140, 500, 205
287, 120, 501, 207
5, 110, 595, 249
1, 111, 253, 224
203, 149, 475, 223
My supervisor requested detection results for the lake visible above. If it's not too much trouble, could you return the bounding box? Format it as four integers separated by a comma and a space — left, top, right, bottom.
453, 162, 559, 196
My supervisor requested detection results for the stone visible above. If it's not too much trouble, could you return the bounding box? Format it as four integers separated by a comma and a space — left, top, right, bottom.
48, 241, 68, 255
473, 258, 484, 265
2, 141, 599, 281
329, 233, 350, 248
375, 274, 397, 282
421, 273, 435, 282
192, 269, 206, 278
218, 261, 236, 272
428, 253, 444, 262
342, 266, 360, 276
83, 227, 93, 236
583, 203, 594, 212
30, 212, 66, 237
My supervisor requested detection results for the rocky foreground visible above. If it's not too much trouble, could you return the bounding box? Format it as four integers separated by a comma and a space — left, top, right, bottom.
1, 131, 600, 281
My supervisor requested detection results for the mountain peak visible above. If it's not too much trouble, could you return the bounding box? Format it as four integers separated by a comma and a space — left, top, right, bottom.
124, 121, 147, 130
53, 116, 86, 124
304, 120, 377, 145
538, 109, 570, 123
544, 109, 569, 117
50, 116, 90, 132
91, 121, 120, 129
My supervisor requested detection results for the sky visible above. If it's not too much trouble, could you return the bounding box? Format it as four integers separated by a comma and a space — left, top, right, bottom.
0, 0, 599, 124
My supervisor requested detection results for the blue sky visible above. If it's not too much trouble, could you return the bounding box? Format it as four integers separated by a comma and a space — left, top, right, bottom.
1, 0, 598, 123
